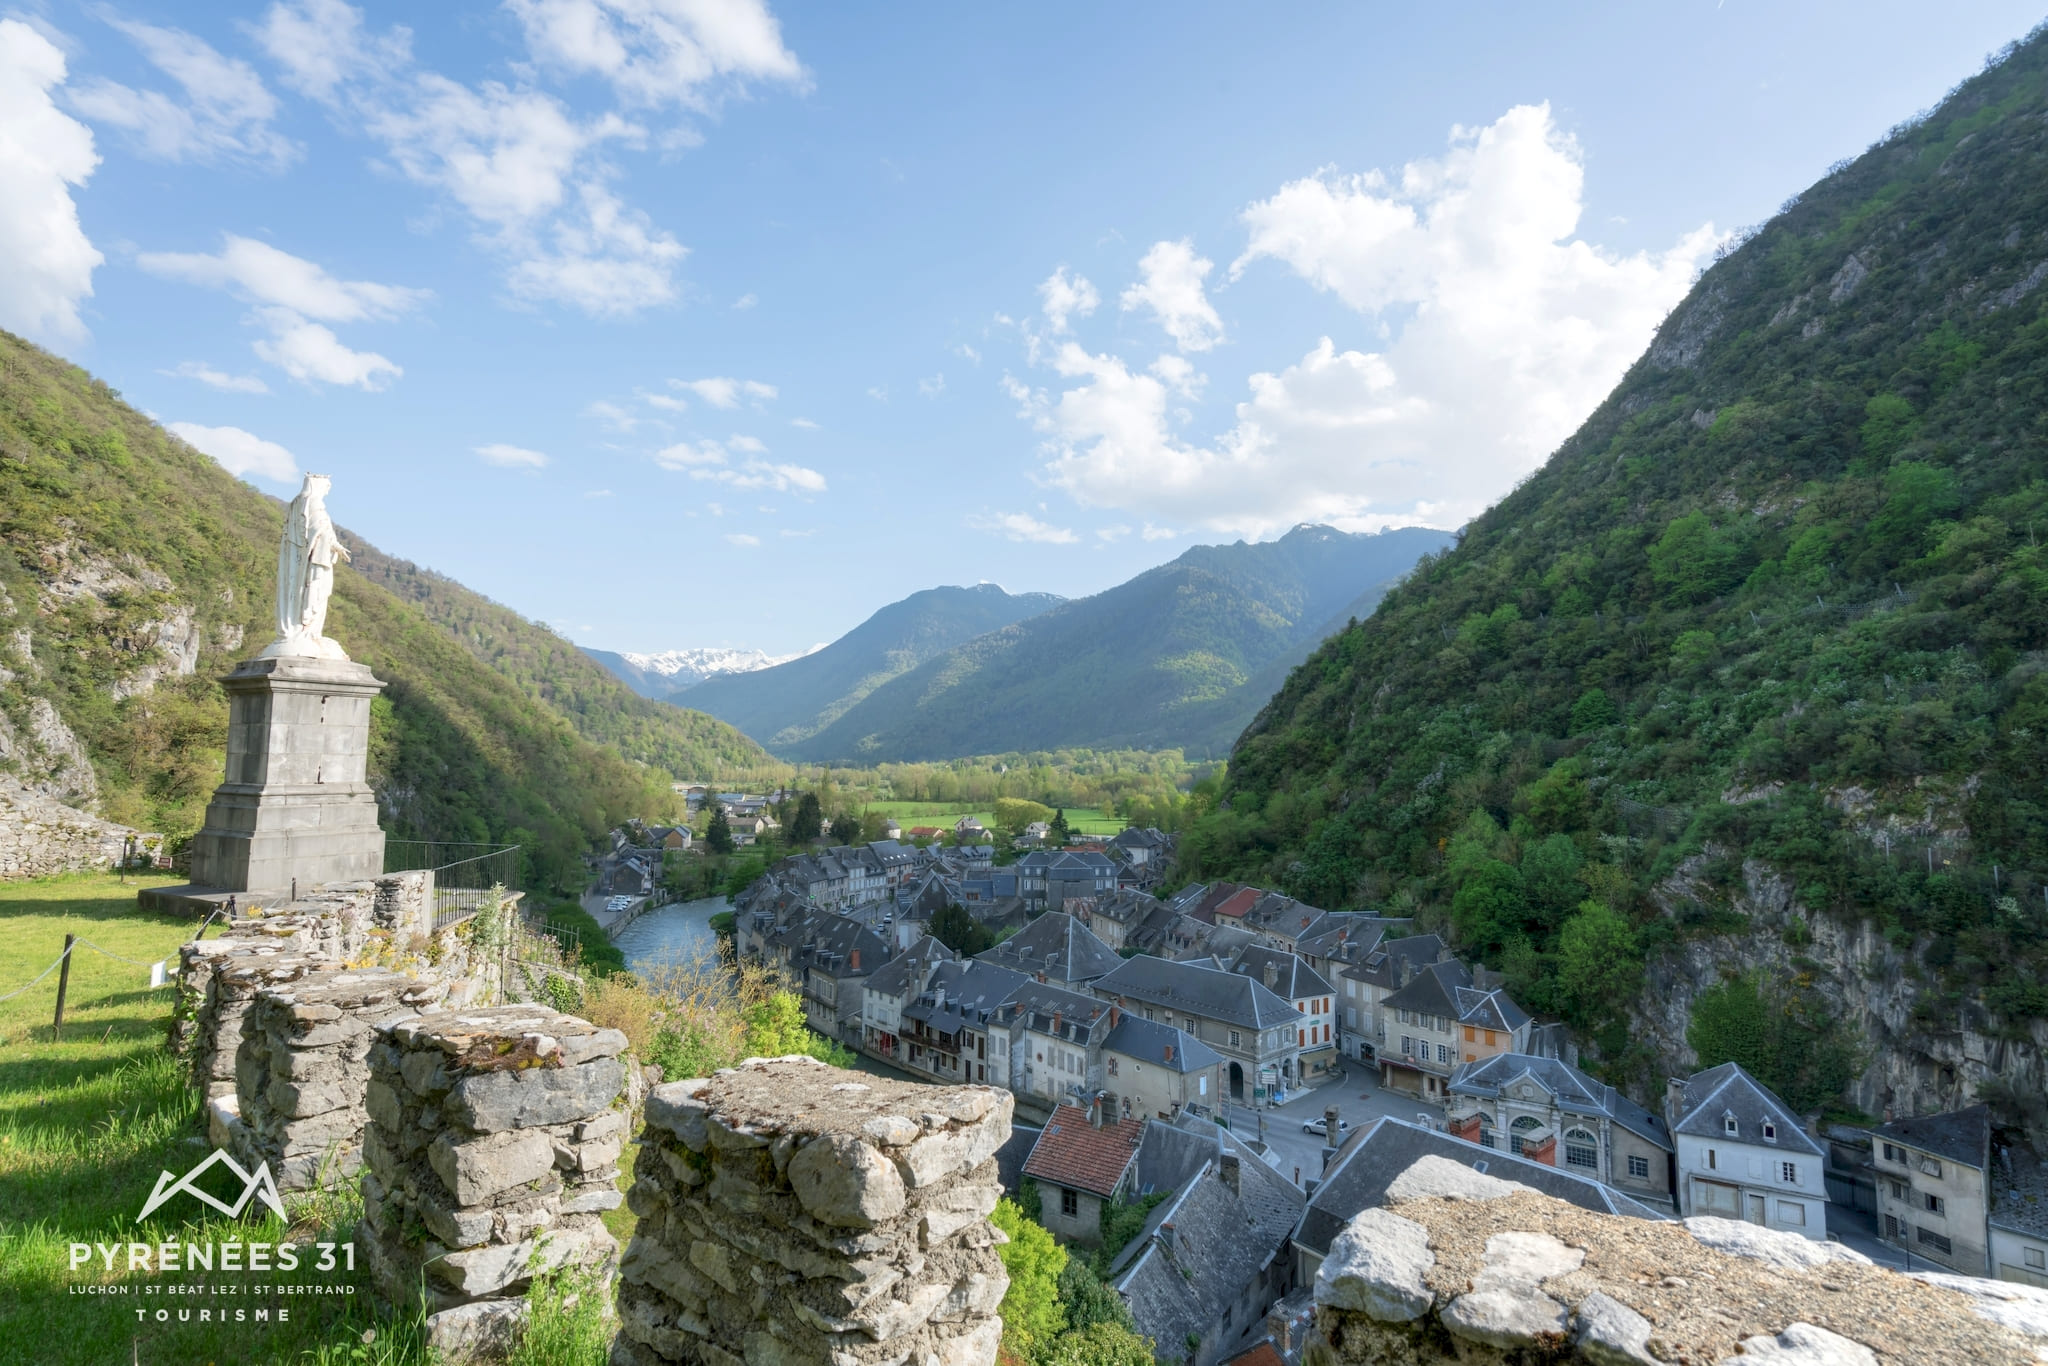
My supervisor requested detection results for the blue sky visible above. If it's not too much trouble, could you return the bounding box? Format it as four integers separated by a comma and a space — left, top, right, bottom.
3, 2, 2041, 655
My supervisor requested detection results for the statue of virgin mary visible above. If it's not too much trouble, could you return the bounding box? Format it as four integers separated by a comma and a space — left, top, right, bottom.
259, 473, 352, 660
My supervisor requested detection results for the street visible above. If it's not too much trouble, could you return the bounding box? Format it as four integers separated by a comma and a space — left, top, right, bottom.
1217, 1061, 1444, 1188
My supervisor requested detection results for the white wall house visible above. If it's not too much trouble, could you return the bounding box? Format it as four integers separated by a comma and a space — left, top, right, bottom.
1664, 1063, 1828, 1240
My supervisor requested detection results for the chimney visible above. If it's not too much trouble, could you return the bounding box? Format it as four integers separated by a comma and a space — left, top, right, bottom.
849, 948, 860, 971
1325, 1105, 1341, 1142
1089, 1093, 1103, 1128
1663, 1077, 1687, 1128
1165, 1043, 1175, 1064
1053, 1010, 1063, 1035
1264, 961, 1279, 989
1110, 1005, 1121, 1028
1220, 1152, 1241, 1196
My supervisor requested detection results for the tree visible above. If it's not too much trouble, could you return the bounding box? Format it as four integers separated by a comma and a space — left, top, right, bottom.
1569, 687, 1618, 734
995, 797, 1055, 840
743, 990, 855, 1066
1519, 834, 1584, 930
829, 811, 862, 843
1686, 974, 1777, 1080
1649, 511, 1746, 604
1450, 859, 1525, 955
788, 791, 823, 843
990, 1198, 1068, 1362
1049, 808, 1071, 844
1036, 1322, 1154, 1366
931, 903, 996, 956
705, 803, 735, 855
1554, 901, 1642, 1027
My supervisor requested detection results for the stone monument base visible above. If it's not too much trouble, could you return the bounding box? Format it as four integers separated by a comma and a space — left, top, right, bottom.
187, 656, 387, 894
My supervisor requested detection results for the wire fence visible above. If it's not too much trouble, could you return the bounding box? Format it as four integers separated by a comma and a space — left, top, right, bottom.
384, 841, 522, 930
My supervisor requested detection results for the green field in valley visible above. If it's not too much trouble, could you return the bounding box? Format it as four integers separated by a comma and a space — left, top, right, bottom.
861, 801, 1126, 836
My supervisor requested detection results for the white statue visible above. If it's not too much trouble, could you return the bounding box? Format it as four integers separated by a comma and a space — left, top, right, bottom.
260, 473, 352, 660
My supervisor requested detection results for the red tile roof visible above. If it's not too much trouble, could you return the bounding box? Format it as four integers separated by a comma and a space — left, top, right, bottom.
1213, 888, 1260, 920
1021, 1104, 1143, 1198
1224, 1345, 1285, 1366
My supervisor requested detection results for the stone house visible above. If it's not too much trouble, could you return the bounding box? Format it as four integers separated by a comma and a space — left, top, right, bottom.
1002, 979, 1117, 1110
1222, 946, 1338, 1083
1336, 933, 1448, 1064
1082, 888, 1164, 951
1445, 1053, 1674, 1209
1664, 1062, 1828, 1241
1992, 1136, 2048, 1288
973, 910, 1121, 987
1093, 954, 1303, 1103
1109, 1126, 1305, 1366
1021, 1101, 1145, 1244
1016, 849, 1118, 912
899, 959, 1030, 1088
768, 910, 892, 1043
1109, 825, 1170, 867
1377, 960, 1532, 1100
1872, 1104, 1995, 1274
1099, 1009, 1224, 1121
858, 934, 954, 1061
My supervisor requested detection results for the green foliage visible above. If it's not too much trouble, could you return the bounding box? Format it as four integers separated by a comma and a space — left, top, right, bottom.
1059, 1257, 1139, 1335
1033, 1321, 1155, 1366
787, 791, 824, 842
1093, 1191, 1167, 1275
1687, 973, 1863, 1114
742, 991, 857, 1065
509, 1263, 612, 1366
538, 900, 627, 976
705, 805, 736, 855
1554, 901, 1644, 1028
1177, 34, 2048, 1114
995, 796, 1056, 838
829, 810, 862, 843
1050, 808, 1071, 844
991, 1198, 1069, 1359
930, 903, 998, 956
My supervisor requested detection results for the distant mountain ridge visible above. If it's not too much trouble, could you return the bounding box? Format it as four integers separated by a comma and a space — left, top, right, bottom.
584, 645, 816, 700
680, 583, 1067, 749
763, 525, 1454, 762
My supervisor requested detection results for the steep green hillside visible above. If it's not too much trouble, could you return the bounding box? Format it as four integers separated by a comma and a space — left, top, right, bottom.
343, 539, 769, 779
1179, 31, 2048, 1112
791, 525, 1453, 762
0, 328, 673, 891
681, 583, 1064, 747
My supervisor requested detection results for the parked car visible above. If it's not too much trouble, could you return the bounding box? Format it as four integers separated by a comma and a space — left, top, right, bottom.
1301, 1116, 1351, 1137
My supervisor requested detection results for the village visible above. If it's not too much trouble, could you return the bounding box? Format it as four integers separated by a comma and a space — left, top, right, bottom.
583, 802, 2048, 1366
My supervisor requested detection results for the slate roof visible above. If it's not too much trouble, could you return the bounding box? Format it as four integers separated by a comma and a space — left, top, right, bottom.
862, 935, 956, 1000
1023, 1104, 1144, 1197
1228, 945, 1334, 1002
1342, 934, 1445, 992
1665, 1062, 1823, 1156
1293, 913, 1405, 964
774, 909, 891, 977
1112, 1125, 1306, 1357
975, 911, 1122, 984
1379, 958, 1475, 1017
1990, 1138, 2048, 1239
903, 960, 1031, 1033
1103, 1014, 1224, 1073
1294, 1116, 1668, 1259
1452, 985, 1531, 1034
1872, 1103, 1993, 1170
1240, 891, 1330, 942
1448, 1053, 1671, 1150
1095, 954, 1301, 1030
1004, 978, 1116, 1045
1128, 1117, 1218, 1197
995, 1123, 1043, 1197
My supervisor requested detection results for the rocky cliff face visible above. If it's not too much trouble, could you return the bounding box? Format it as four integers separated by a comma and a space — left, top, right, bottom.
1632, 854, 2047, 1129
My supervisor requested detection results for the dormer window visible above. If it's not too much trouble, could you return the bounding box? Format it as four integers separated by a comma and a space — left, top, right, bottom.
1723, 1113, 1739, 1136
1762, 1121, 1777, 1142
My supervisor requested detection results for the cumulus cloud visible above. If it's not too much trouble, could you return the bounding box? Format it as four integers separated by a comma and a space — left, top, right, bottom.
165, 360, 269, 393
918, 373, 946, 397
0, 21, 103, 345
503, 180, 686, 314
1120, 239, 1223, 352
138, 235, 427, 321
252, 307, 401, 388
972, 511, 1076, 545
670, 376, 776, 408
476, 442, 548, 468
169, 421, 298, 482
251, 0, 409, 102
508, 0, 805, 112
71, 16, 293, 167
724, 532, 759, 546
1038, 266, 1098, 335
1016, 104, 1717, 536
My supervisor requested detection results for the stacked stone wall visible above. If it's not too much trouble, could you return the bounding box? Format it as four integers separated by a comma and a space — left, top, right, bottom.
229, 968, 447, 1190
361, 1006, 628, 1359
193, 951, 336, 1098
0, 772, 133, 879
1305, 1155, 2048, 1366
615, 1055, 1010, 1366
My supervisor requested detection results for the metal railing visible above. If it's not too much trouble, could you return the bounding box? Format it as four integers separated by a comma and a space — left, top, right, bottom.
384, 840, 522, 930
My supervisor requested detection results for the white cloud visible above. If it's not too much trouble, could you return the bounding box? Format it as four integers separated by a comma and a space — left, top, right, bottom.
71, 16, 293, 167
138, 235, 426, 321
251, 0, 409, 102
657, 437, 823, 493
1120, 239, 1223, 352
0, 21, 102, 345
1038, 266, 1098, 334
789, 417, 818, 429
165, 360, 269, 393
169, 421, 298, 482
778, 527, 812, 537
724, 532, 759, 547
671, 376, 775, 408
954, 343, 980, 364
476, 442, 548, 468
1016, 104, 1717, 536
584, 487, 613, 498
918, 373, 946, 398
252, 307, 401, 388
1141, 522, 1178, 541
866, 386, 887, 402
1096, 524, 1130, 542
727, 434, 766, 453
733, 292, 757, 309
642, 392, 688, 412
587, 398, 642, 431
654, 439, 725, 468
508, 0, 805, 112
972, 511, 1076, 545
503, 179, 686, 314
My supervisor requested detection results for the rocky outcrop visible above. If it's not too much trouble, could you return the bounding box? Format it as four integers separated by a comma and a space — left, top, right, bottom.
1635, 856, 2047, 1127
360, 1006, 627, 1362
226, 968, 448, 1190
1304, 1155, 2048, 1366
615, 1056, 1011, 1366
0, 772, 133, 879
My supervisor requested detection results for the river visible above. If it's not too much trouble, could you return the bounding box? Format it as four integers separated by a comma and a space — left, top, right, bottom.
611, 895, 728, 974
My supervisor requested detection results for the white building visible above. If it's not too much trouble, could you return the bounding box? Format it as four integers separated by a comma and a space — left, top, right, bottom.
1663, 1063, 1828, 1240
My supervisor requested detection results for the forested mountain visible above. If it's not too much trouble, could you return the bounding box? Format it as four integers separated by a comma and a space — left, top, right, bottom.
787, 525, 1454, 762
343, 540, 770, 781
679, 583, 1064, 748
0, 329, 755, 890
1178, 31, 2048, 1127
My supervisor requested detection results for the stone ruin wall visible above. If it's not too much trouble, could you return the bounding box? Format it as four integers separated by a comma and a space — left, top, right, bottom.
615, 1056, 1011, 1366
361, 1005, 630, 1360
0, 772, 135, 879
1305, 1155, 2048, 1366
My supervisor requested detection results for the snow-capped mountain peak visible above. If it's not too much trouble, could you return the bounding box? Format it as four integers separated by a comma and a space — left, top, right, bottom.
620, 646, 815, 689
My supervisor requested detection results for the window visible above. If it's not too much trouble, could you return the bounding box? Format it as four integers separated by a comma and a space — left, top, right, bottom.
1628, 1155, 1650, 1180
1889, 1180, 1907, 1201
1762, 1122, 1776, 1142
1061, 1189, 1079, 1219
1883, 1142, 1901, 1163
1107, 1057, 1118, 1076
1564, 1129, 1598, 1171
1346, 1007, 1357, 1028
1299, 1029, 1306, 1048
1438, 1044, 1454, 1063
1885, 1214, 1901, 1239
1229, 1030, 1242, 1048
1464, 1026, 1476, 1042
2026, 1248, 2046, 1270
1922, 1192, 1945, 1215
1401, 1035, 1414, 1056
1707, 1148, 1718, 1171
1917, 1227, 1953, 1256
1485, 1030, 1497, 1047
1781, 1162, 1798, 1184
1777, 1201, 1806, 1226
1510, 1116, 1541, 1157
1918, 1157, 1942, 1178
1723, 1114, 1739, 1136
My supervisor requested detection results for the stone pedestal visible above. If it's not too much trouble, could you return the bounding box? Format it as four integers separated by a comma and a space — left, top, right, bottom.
189, 656, 387, 893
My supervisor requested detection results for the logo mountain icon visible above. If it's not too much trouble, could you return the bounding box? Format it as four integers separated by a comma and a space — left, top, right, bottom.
139, 1149, 288, 1222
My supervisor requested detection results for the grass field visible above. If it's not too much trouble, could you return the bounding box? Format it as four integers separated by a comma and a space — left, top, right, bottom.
862, 802, 1126, 836
0, 873, 610, 1366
